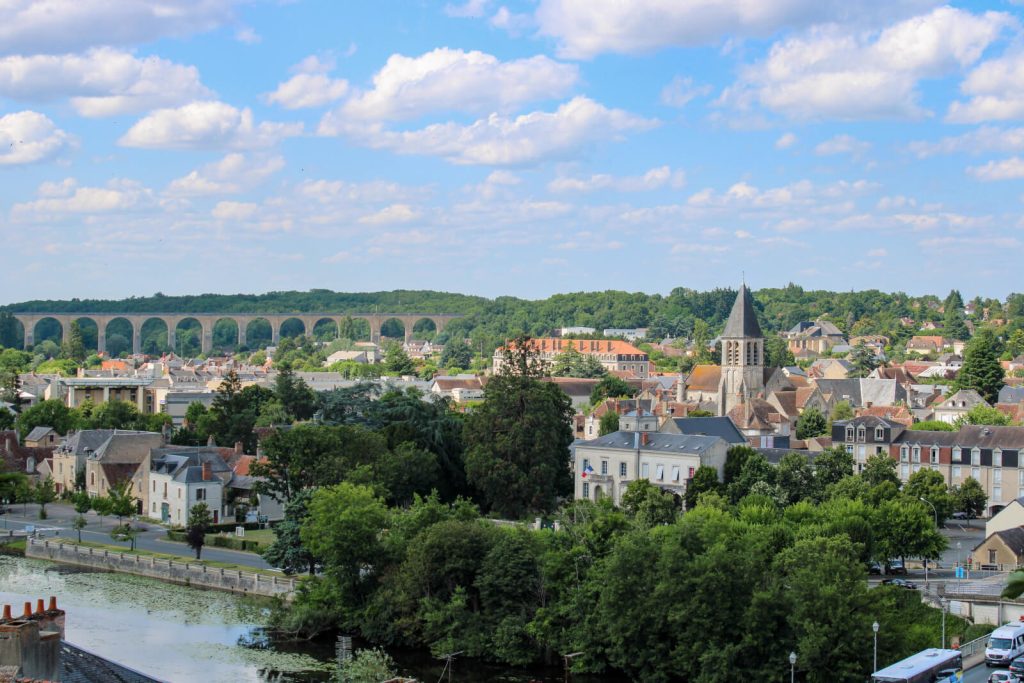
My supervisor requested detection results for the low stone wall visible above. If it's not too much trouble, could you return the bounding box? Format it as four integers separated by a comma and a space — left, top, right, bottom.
25, 538, 295, 600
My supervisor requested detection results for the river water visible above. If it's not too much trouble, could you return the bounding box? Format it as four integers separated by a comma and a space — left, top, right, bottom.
0, 555, 624, 683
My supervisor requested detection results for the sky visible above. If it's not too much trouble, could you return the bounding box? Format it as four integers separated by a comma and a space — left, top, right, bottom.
1, 0, 1024, 304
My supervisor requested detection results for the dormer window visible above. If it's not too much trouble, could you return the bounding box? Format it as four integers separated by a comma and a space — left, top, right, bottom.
953, 447, 962, 462
857, 426, 866, 443
900, 446, 909, 462
874, 427, 885, 441
972, 448, 981, 466
930, 447, 939, 464
995, 449, 1003, 468
912, 446, 920, 463
846, 426, 855, 442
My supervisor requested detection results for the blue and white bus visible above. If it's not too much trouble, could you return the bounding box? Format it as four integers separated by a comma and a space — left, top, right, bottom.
872, 648, 963, 683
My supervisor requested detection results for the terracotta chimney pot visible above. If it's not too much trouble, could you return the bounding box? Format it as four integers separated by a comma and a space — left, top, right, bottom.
22, 602, 31, 618
48, 597, 57, 612
36, 599, 44, 615
2, 604, 11, 620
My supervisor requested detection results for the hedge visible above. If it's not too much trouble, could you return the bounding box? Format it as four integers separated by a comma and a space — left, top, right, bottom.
165, 529, 262, 552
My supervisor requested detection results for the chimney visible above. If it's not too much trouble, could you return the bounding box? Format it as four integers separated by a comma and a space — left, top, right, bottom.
0, 598, 63, 681
202, 461, 211, 481
206, 434, 215, 447
1, 605, 10, 621
641, 432, 649, 446
234, 441, 243, 454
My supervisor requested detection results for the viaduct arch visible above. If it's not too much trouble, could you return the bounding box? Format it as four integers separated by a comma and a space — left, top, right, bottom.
11, 312, 461, 354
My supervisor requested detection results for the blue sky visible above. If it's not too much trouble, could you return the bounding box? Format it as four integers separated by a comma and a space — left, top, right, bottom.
1, 0, 1023, 303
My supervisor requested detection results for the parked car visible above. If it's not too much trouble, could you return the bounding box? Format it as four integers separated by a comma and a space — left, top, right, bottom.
887, 559, 908, 575
868, 561, 883, 575
952, 511, 970, 520
881, 578, 918, 590
1010, 654, 1024, 674
989, 671, 1020, 683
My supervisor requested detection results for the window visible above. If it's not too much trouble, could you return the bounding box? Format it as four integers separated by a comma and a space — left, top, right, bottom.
178, 489, 182, 499
912, 446, 920, 463
90, 472, 94, 486
995, 450, 1003, 468
846, 427, 855, 442
600, 461, 608, 475
990, 549, 998, 564
930, 447, 939, 464
953, 447, 962, 462
582, 482, 589, 498
995, 469, 1003, 484
619, 462, 627, 477
152, 481, 156, 492
641, 463, 649, 478
655, 465, 665, 481
688, 466, 695, 478
900, 446, 909, 462
952, 466, 962, 479
196, 488, 206, 501
845, 445, 854, 454
994, 486, 1002, 501
671, 466, 680, 482
857, 427, 866, 442
582, 458, 590, 471
901, 464, 909, 478
972, 448, 981, 466
972, 467, 980, 481
875, 427, 885, 441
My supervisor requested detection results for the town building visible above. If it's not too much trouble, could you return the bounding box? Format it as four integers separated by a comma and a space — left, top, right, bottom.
493, 338, 651, 378
783, 320, 847, 356
934, 389, 989, 424
147, 446, 232, 525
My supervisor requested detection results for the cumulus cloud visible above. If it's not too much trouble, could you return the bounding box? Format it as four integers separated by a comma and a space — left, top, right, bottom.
119, 101, 303, 150
11, 178, 153, 218
212, 201, 259, 220
331, 48, 578, 122
548, 165, 685, 193
444, 0, 490, 18
0, 47, 211, 117
948, 53, 1024, 123
660, 76, 712, 108
815, 134, 871, 157
0, 111, 72, 165
324, 96, 656, 166
967, 157, 1024, 181
358, 204, 420, 225
265, 55, 350, 110
775, 132, 798, 149
165, 153, 284, 196
908, 126, 1024, 158
0, 0, 237, 55
721, 7, 1012, 120
535, 0, 937, 59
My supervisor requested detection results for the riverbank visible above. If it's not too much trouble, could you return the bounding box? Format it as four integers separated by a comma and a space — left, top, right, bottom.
26, 538, 296, 599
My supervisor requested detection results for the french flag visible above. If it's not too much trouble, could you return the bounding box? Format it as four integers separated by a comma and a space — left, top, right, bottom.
581, 464, 594, 478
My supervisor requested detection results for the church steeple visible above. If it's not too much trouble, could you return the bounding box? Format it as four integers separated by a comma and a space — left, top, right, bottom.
722, 283, 763, 339
717, 282, 766, 416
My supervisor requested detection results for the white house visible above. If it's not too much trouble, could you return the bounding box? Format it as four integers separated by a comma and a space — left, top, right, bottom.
147, 448, 231, 526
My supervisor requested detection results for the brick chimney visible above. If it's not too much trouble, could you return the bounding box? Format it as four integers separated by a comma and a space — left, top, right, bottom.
0, 596, 65, 680
202, 461, 211, 481
234, 441, 243, 455
641, 432, 649, 446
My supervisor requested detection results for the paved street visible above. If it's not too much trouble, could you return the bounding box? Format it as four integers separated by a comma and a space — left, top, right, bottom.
0, 501, 273, 570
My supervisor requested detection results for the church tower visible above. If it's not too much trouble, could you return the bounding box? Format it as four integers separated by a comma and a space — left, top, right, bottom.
718, 283, 765, 416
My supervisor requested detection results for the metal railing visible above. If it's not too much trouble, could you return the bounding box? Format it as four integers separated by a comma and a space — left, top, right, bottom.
958, 633, 990, 659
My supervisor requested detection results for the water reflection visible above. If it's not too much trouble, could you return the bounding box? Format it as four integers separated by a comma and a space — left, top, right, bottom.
0, 556, 331, 683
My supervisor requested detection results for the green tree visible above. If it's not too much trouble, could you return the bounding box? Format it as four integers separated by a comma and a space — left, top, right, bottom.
72, 514, 87, 543
91, 495, 112, 526
727, 452, 776, 503
848, 342, 881, 378
691, 318, 713, 364
723, 445, 756, 485
765, 337, 795, 368
439, 338, 473, 369
620, 480, 678, 528
954, 477, 987, 519
336, 647, 397, 683
907, 420, 955, 432
813, 447, 854, 493
795, 406, 828, 439
186, 502, 213, 559
110, 523, 138, 551
589, 375, 633, 405
598, 411, 619, 436
464, 336, 574, 518
903, 468, 954, 526
954, 404, 1012, 427
33, 477, 56, 519
60, 321, 87, 362
776, 452, 815, 505
550, 346, 606, 378
685, 465, 721, 510
274, 364, 317, 421
874, 497, 946, 564
862, 453, 900, 488
954, 328, 1005, 403
16, 399, 77, 440
107, 480, 136, 523
830, 401, 854, 423
383, 342, 415, 375
262, 491, 318, 575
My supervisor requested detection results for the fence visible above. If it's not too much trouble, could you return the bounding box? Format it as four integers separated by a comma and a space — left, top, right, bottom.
25, 538, 296, 599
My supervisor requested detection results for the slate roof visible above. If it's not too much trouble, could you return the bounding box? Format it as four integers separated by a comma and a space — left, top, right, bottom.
894, 425, 1024, 449
722, 284, 763, 339
62, 641, 162, 683
580, 430, 724, 456
91, 432, 163, 464
992, 527, 1024, 558
937, 389, 989, 411
24, 426, 57, 442
757, 448, 818, 465
815, 378, 907, 407
834, 415, 907, 431
661, 416, 747, 444
999, 385, 1024, 404
57, 430, 116, 456
150, 446, 231, 483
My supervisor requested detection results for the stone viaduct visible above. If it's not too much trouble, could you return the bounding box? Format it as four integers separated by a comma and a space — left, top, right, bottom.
11, 312, 461, 355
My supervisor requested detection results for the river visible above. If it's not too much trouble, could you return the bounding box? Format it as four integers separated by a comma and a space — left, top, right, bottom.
0, 555, 624, 682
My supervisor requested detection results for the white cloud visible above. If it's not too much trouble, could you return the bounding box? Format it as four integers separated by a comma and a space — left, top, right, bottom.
332, 48, 578, 122
321, 250, 352, 263
967, 157, 1024, 181
212, 201, 259, 220
444, 0, 490, 18
0, 47, 212, 117
908, 126, 1024, 157
359, 204, 420, 225
948, 53, 1024, 123
548, 165, 685, 193
660, 76, 712, 108
235, 26, 261, 44
0, 111, 72, 165
0, 0, 237, 55
265, 56, 350, 110
166, 153, 284, 196
324, 96, 657, 166
867, 248, 888, 257
12, 178, 152, 217
535, 0, 937, 59
721, 7, 1012, 120
119, 101, 303, 150
815, 134, 871, 156
775, 132, 798, 149
489, 7, 533, 35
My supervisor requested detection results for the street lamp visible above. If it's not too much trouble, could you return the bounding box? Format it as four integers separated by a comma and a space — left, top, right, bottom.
873, 621, 879, 673
919, 496, 938, 587
940, 598, 947, 649
957, 541, 963, 594
789, 651, 797, 683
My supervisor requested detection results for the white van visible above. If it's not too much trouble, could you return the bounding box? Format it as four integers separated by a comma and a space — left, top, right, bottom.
986, 620, 1024, 666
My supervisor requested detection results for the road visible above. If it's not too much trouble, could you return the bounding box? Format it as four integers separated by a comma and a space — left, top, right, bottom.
0, 501, 273, 569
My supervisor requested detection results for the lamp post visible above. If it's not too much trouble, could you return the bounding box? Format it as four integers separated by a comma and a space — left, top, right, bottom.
873, 621, 879, 673
789, 651, 797, 683
941, 598, 947, 649
919, 496, 938, 587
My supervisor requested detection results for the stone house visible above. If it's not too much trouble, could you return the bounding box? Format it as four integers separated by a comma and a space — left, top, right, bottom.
971, 528, 1024, 570
934, 389, 989, 424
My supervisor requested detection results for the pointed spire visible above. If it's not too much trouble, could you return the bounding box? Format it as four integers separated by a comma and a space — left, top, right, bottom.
722, 283, 763, 339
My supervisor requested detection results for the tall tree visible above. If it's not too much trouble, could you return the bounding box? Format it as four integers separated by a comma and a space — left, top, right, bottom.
598, 411, 619, 436
691, 319, 713, 364
439, 338, 473, 369
60, 321, 87, 363
862, 453, 900, 489
848, 342, 881, 378
765, 337, 795, 368
16, 399, 77, 440
383, 342, 415, 375
795, 406, 828, 439
262, 490, 319, 575
954, 477, 987, 519
589, 375, 633, 405
464, 335, 574, 518
273, 364, 317, 421
685, 465, 721, 510
954, 328, 1005, 403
